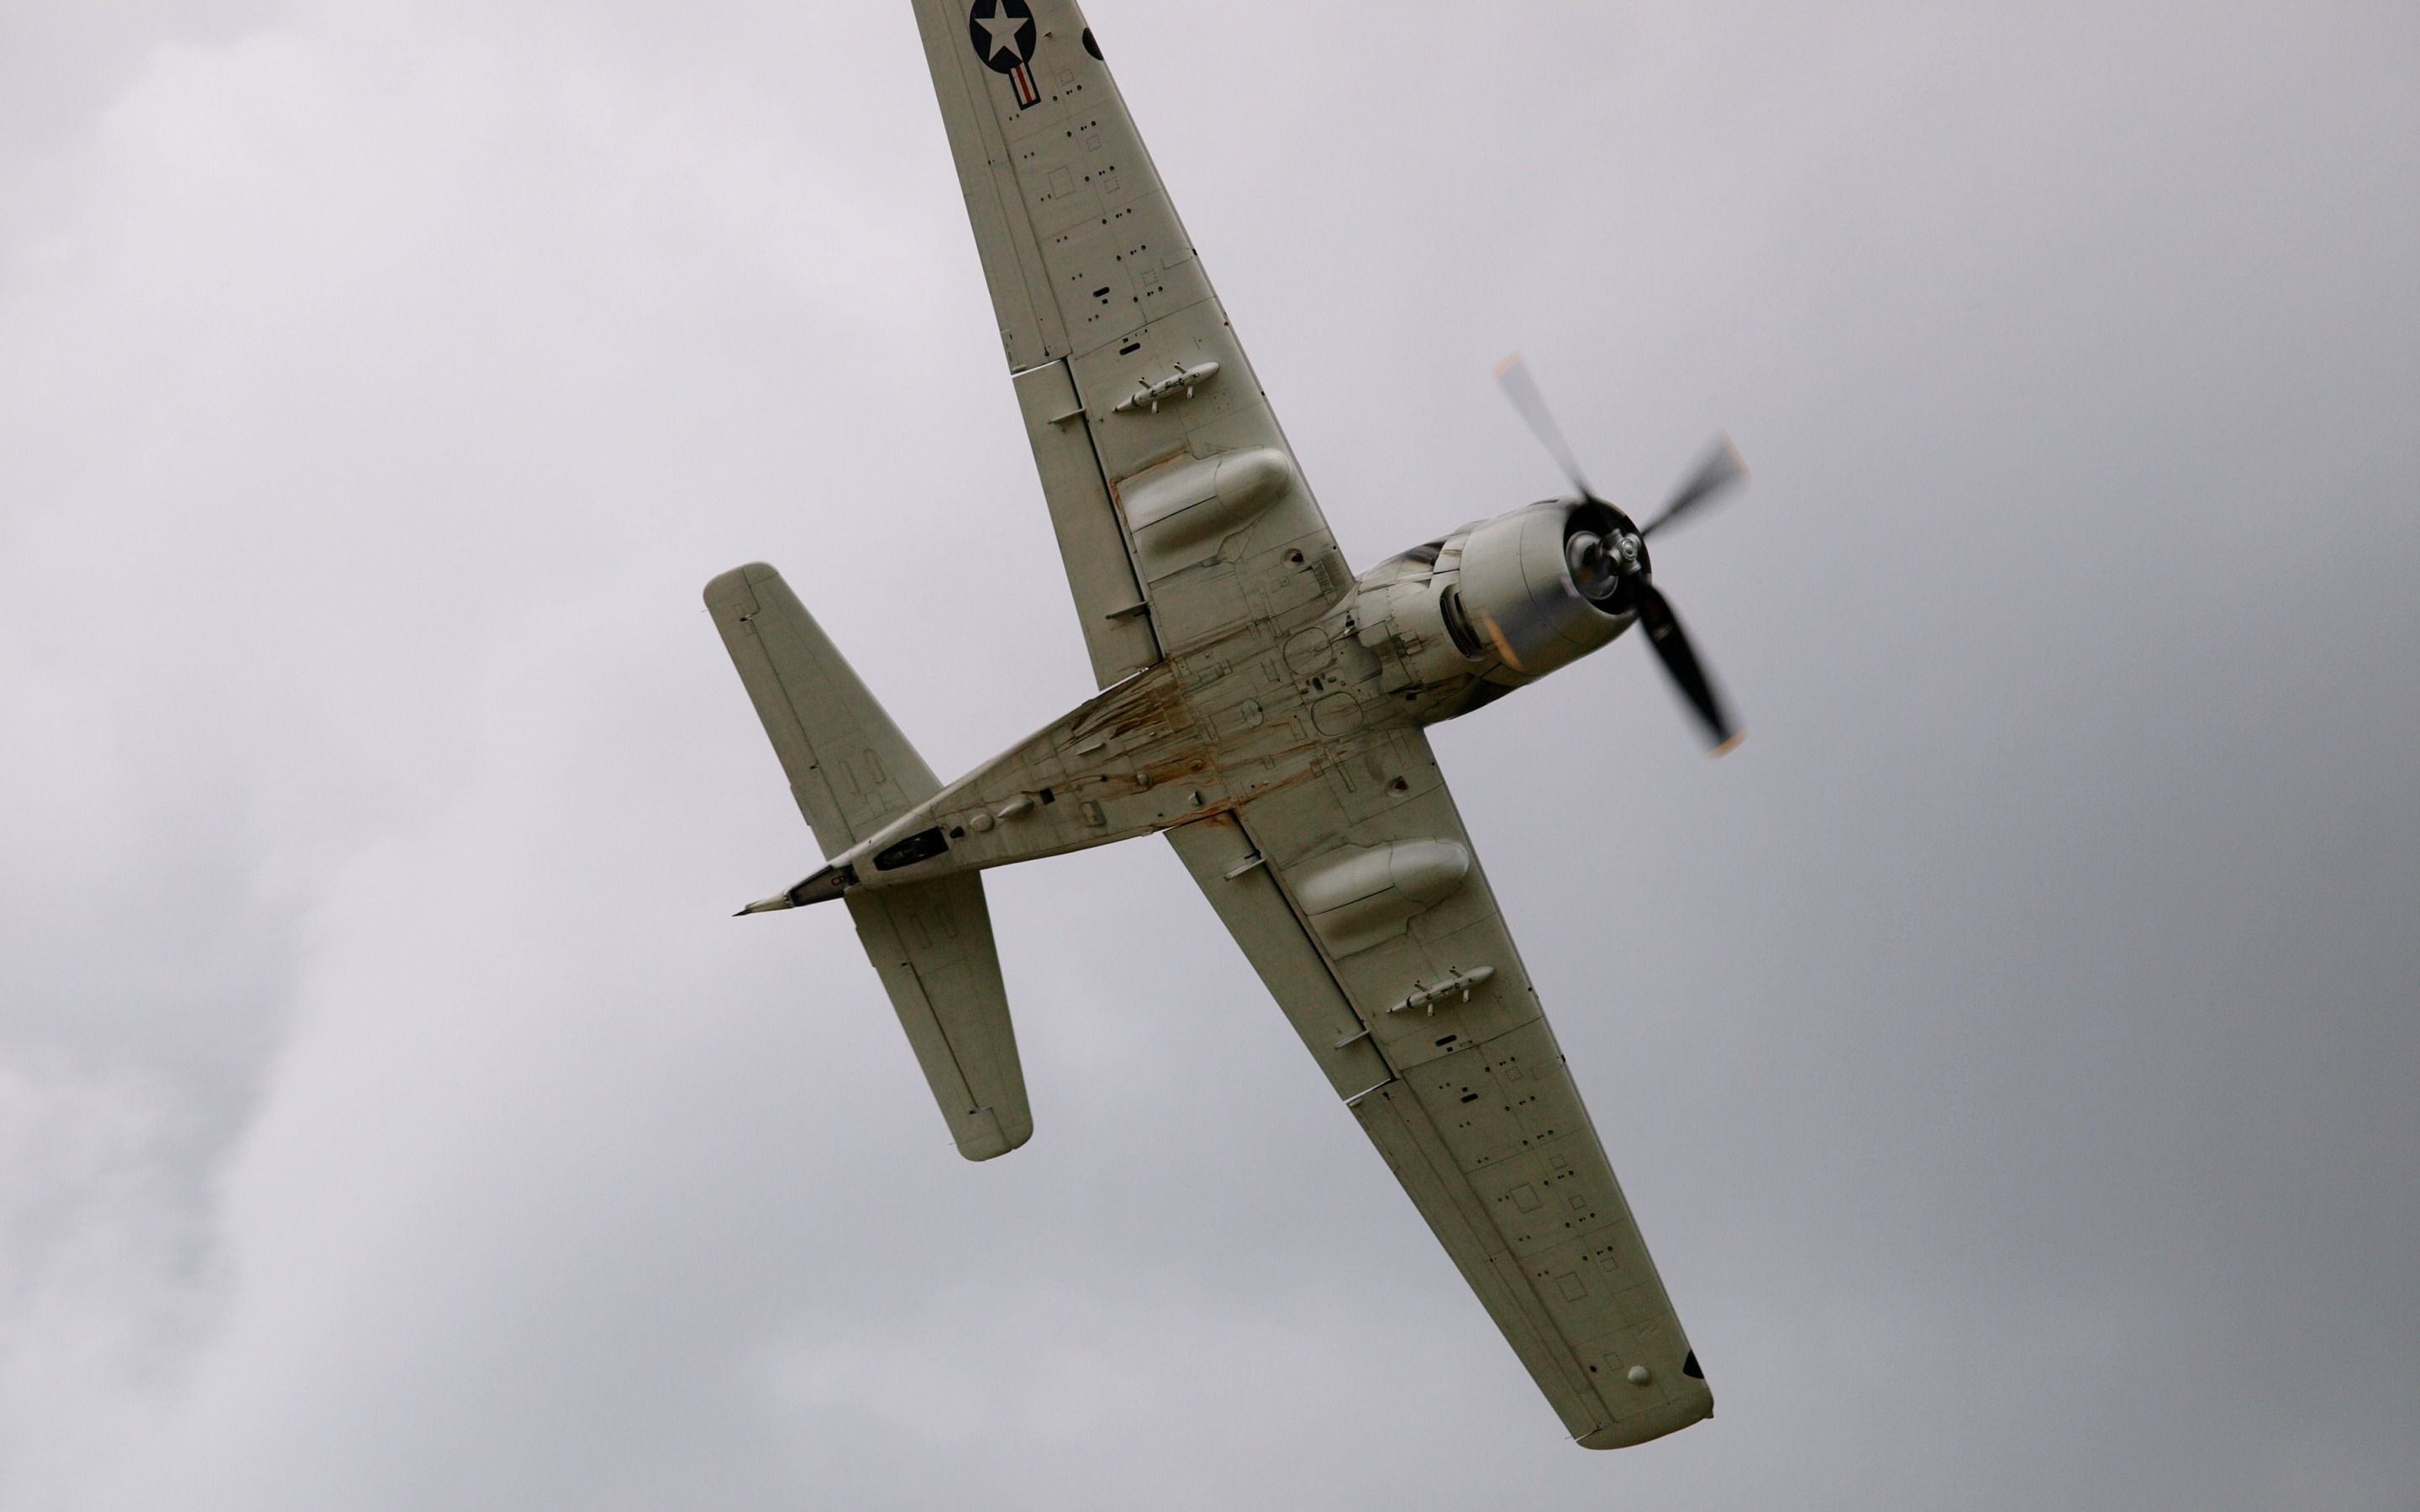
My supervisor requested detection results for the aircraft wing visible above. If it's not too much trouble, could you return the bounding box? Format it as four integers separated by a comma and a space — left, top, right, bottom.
1164, 725, 1714, 1448
908, 0, 1350, 687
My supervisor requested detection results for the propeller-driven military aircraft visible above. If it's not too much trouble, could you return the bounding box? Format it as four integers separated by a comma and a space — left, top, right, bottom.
707, 0, 1748, 1451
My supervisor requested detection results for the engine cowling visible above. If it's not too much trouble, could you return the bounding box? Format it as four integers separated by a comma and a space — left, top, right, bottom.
1450, 501, 1637, 683
1327, 500, 1642, 716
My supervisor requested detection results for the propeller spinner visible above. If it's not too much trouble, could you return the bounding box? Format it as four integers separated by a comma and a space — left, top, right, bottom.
1492, 353, 1749, 755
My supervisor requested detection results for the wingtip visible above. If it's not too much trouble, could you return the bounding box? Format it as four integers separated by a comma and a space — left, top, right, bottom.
1711, 729, 1747, 758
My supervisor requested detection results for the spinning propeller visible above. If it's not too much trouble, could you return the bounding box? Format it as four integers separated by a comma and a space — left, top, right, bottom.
1493, 353, 1749, 755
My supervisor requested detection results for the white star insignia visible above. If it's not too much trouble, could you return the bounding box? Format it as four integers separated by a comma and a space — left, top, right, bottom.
976, 6, 1028, 63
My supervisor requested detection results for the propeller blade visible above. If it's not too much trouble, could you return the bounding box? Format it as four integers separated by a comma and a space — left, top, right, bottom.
1493, 352, 1598, 501
1639, 433, 1749, 538
1630, 580, 1743, 755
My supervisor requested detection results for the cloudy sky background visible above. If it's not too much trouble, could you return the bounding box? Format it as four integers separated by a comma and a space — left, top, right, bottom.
1, 0, 2414, 1507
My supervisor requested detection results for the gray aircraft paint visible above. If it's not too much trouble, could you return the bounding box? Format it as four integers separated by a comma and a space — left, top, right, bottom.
708, 0, 1726, 1448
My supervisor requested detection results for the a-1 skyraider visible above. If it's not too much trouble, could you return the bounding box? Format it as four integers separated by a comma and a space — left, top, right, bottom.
707, 0, 1750, 1451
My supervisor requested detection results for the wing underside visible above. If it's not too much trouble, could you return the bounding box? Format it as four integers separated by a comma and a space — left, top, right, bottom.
908, 0, 1709, 1446
908, 0, 1352, 682
1165, 728, 1712, 1448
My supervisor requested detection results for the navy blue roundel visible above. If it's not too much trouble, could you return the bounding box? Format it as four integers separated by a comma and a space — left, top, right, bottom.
968, 0, 1038, 75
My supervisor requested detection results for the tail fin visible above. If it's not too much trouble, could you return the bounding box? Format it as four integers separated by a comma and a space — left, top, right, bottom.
706, 563, 1032, 1160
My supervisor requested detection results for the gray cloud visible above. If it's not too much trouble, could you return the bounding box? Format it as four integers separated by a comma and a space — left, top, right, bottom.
0, 1, 2412, 1508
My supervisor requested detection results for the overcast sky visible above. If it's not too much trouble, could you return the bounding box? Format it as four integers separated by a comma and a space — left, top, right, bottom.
1, 1, 2414, 1507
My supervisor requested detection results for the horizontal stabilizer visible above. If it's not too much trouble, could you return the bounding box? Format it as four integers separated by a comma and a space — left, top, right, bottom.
848, 873, 1032, 1161
706, 561, 1032, 1160
704, 562, 938, 858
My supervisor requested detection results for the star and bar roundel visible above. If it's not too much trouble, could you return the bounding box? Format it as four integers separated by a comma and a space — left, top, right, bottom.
968, 0, 1043, 108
